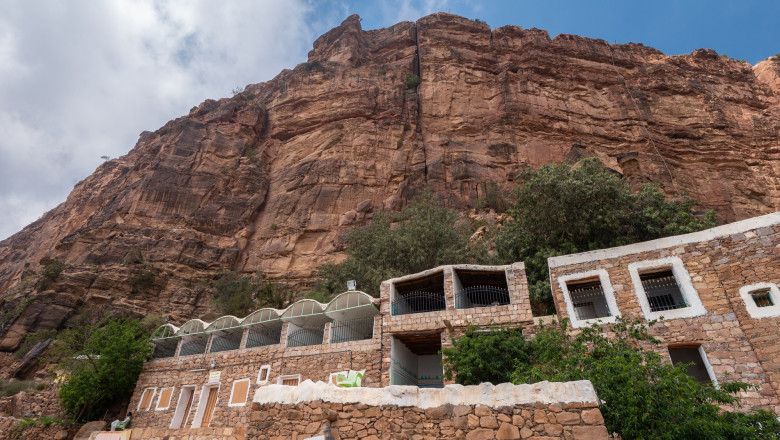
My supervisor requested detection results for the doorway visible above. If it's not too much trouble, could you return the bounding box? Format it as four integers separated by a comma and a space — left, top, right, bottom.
390, 332, 444, 388
170, 386, 195, 429
192, 385, 219, 428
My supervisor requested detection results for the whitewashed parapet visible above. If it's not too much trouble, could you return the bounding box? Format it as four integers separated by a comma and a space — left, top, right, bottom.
252, 379, 599, 409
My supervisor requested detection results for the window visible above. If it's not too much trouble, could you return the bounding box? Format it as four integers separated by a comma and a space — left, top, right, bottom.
329, 371, 347, 386
137, 387, 156, 411
229, 379, 251, 407
558, 269, 620, 328
155, 387, 174, 411
256, 365, 271, 384
668, 345, 717, 385
628, 257, 705, 321
277, 375, 301, 386
739, 283, 780, 319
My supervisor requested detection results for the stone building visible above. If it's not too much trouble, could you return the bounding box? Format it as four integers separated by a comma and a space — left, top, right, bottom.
547, 210, 780, 412
124, 211, 780, 437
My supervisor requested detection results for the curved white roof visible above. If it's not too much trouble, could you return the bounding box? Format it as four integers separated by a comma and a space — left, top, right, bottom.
242, 308, 282, 327
205, 315, 242, 332
324, 291, 378, 320
175, 319, 207, 336
151, 323, 179, 340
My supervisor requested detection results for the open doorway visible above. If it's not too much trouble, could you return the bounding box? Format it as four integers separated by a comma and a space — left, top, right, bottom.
170, 385, 196, 429
390, 332, 443, 388
191, 384, 219, 428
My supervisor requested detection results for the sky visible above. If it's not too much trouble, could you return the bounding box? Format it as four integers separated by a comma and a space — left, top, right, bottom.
1, 0, 778, 240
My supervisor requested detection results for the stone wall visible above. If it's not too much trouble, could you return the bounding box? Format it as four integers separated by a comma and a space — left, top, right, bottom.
548, 212, 780, 411
129, 325, 382, 430
0, 389, 62, 419
247, 380, 608, 439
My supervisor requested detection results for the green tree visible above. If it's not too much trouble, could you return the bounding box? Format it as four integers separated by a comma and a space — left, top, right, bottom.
443, 319, 780, 440
496, 158, 716, 314
53, 314, 152, 422
309, 190, 490, 300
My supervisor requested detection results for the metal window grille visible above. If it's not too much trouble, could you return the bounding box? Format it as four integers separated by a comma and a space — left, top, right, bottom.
209, 330, 242, 353
286, 327, 324, 347
152, 339, 178, 359
179, 336, 208, 356
246, 325, 282, 348
391, 291, 446, 316
330, 317, 374, 343
751, 289, 774, 308
455, 285, 510, 309
640, 271, 687, 312
568, 281, 611, 320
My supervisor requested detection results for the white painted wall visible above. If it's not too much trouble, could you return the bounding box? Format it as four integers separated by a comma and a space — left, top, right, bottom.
418, 354, 443, 379
390, 338, 418, 386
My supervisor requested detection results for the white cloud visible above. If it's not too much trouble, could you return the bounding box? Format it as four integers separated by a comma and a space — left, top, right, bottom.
0, 0, 323, 240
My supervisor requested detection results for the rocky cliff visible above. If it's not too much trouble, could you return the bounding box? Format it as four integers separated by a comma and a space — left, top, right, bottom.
1, 14, 779, 350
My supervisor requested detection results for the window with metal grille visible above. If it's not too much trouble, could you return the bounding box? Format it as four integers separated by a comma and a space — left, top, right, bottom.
392, 271, 446, 316
639, 269, 687, 312
152, 339, 178, 359
669, 346, 714, 384
453, 269, 511, 309
566, 278, 611, 320
286, 327, 324, 347
750, 288, 774, 308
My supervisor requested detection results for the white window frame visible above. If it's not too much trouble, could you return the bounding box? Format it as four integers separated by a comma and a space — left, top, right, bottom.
739, 282, 780, 319
137, 387, 156, 411
558, 269, 620, 328
228, 378, 251, 407
155, 386, 175, 411
329, 371, 348, 386
256, 365, 271, 384
668, 345, 719, 388
277, 374, 301, 386
628, 256, 705, 321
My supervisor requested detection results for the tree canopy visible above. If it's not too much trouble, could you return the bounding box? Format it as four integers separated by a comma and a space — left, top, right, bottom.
496, 158, 716, 313
53, 314, 153, 422
443, 319, 780, 440
308, 191, 490, 300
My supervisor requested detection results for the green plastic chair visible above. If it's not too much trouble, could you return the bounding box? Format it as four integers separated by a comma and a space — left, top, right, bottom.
336, 369, 365, 388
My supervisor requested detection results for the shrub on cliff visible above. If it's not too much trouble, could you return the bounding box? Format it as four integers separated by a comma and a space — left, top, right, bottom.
53, 314, 152, 422
308, 190, 490, 299
443, 319, 780, 440
213, 271, 292, 316
496, 158, 716, 314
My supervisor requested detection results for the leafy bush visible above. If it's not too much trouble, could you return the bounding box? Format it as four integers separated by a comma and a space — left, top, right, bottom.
474, 181, 509, 212
213, 272, 292, 316
308, 190, 490, 299
14, 329, 57, 359
302, 60, 325, 73
772, 53, 780, 62
37, 260, 66, 290
496, 158, 716, 314
405, 74, 421, 88
443, 319, 780, 440
129, 270, 155, 295
0, 380, 41, 397
53, 315, 152, 422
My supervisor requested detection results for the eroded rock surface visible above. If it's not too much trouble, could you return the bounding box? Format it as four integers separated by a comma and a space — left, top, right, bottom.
1, 14, 779, 341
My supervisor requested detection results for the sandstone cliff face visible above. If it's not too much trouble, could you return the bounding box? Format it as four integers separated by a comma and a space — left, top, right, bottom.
1, 14, 779, 347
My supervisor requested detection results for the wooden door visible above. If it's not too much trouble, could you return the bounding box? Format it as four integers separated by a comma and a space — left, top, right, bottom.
175, 389, 194, 429
200, 387, 219, 427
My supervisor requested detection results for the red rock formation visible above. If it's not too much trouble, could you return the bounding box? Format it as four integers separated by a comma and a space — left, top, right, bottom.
1, 14, 779, 346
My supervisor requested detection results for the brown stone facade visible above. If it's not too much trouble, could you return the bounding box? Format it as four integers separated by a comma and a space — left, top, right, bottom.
548, 212, 780, 411
247, 400, 607, 440
129, 318, 382, 431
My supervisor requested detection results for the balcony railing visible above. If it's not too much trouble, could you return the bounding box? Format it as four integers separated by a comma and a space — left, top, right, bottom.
391, 291, 446, 316
152, 339, 178, 359
286, 328, 324, 347
179, 336, 208, 356
330, 317, 374, 343
455, 285, 510, 309
209, 330, 242, 353
246, 325, 282, 348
